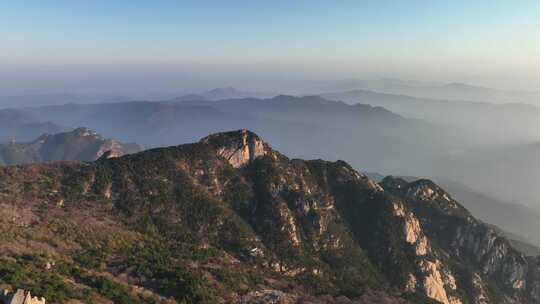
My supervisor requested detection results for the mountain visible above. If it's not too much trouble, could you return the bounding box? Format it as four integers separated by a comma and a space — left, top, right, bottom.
435, 142, 540, 212
175, 87, 275, 102
8, 95, 540, 215
321, 89, 540, 213
367, 173, 540, 256
321, 89, 540, 146
434, 179, 540, 249
13, 96, 462, 177
0, 94, 132, 108
179, 94, 409, 131
175, 95, 469, 176
0, 109, 64, 143
0, 129, 539, 303
318, 78, 540, 105
0, 128, 143, 165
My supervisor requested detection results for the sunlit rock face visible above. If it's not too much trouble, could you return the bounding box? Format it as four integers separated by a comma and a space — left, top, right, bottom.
1, 289, 46, 304
393, 201, 429, 256
201, 129, 270, 168
391, 201, 460, 304
381, 175, 540, 304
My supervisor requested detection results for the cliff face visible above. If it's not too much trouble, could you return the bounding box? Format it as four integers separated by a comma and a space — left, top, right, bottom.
0, 130, 537, 303
200, 129, 270, 168
1, 289, 46, 304
0, 127, 142, 165
381, 177, 539, 304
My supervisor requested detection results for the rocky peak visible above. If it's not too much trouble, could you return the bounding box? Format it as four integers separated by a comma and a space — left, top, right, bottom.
382, 177, 468, 217
71, 127, 101, 139
406, 180, 450, 202
200, 129, 270, 168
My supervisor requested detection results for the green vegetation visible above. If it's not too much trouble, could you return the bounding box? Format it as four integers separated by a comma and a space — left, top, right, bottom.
0, 132, 521, 304
0, 254, 77, 303
80, 275, 146, 304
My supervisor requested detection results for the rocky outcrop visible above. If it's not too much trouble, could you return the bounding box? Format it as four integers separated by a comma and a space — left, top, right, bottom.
1, 289, 46, 304
391, 200, 460, 304
200, 129, 269, 168
382, 176, 540, 303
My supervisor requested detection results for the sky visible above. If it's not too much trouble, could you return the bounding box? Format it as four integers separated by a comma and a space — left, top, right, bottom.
0, 0, 539, 95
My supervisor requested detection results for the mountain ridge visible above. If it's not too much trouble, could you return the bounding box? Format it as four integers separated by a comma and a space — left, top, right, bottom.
0, 130, 539, 303
318, 78, 540, 105
174, 87, 276, 102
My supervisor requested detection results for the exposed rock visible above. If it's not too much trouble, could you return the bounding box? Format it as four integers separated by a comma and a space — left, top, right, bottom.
201, 129, 269, 168
405, 274, 417, 292
419, 260, 455, 304
1, 289, 46, 304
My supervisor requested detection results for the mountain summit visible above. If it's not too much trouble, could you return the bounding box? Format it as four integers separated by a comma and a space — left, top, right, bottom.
0, 130, 538, 303
200, 129, 270, 168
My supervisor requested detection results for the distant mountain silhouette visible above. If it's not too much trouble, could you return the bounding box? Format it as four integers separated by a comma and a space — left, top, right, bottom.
319, 78, 540, 105
8, 95, 460, 178
0, 108, 64, 143
174, 87, 276, 101
322, 89, 540, 146
0, 127, 142, 165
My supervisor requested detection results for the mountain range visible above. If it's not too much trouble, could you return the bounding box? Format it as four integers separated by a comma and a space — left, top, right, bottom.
1, 129, 539, 303
0, 109, 64, 143
317, 79, 540, 105
0, 95, 461, 176
321, 89, 540, 146
435, 143, 540, 214
320, 89, 540, 214
175, 87, 276, 102
3, 92, 540, 244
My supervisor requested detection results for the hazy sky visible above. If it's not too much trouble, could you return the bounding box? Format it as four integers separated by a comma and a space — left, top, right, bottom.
1, 0, 539, 94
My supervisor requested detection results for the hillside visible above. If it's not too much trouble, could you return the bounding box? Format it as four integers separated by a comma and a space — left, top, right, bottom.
0, 128, 143, 166
366, 173, 540, 255
0, 130, 538, 303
